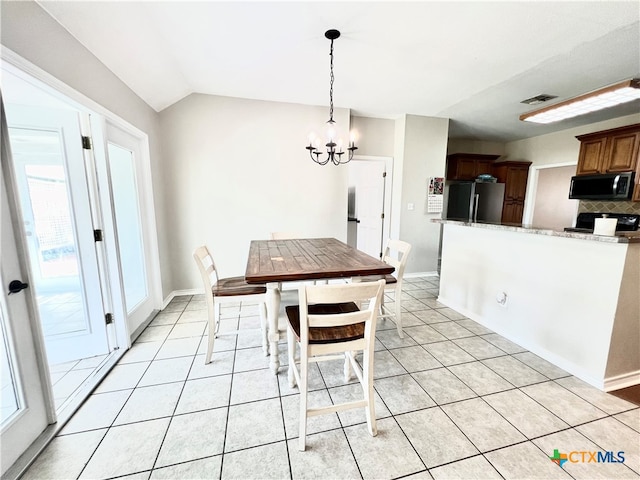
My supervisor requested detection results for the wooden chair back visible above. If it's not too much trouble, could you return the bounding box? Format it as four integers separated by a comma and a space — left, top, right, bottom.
297, 280, 385, 351
383, 239, 412, 280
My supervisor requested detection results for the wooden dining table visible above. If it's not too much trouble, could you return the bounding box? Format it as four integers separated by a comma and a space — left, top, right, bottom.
245, 237, 395, 374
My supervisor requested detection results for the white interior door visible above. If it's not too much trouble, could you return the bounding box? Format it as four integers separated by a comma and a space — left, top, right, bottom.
349, 160, 386, 258
1, 103, 51, 476
5, 105, 109, 364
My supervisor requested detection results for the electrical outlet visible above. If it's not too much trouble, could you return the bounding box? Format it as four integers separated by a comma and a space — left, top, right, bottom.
496, 291, 508, 308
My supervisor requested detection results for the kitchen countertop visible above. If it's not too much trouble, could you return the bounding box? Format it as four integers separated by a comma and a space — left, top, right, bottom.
432, 219, 640, 243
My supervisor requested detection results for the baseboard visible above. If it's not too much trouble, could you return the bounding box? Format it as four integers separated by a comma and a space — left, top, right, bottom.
405, 271, 439, 279
603, 371, 640, 392
162, 288, 202, 309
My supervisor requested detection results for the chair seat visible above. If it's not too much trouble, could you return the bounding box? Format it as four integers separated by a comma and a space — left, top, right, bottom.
286, 302, 363, 344
213, 276, 267, 296
358, 274, 397, 285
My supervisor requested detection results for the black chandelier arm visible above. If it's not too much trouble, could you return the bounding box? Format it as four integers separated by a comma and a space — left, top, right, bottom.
307, 146, 330, 165
306, 140, 357, 165
347, 145, 358, 161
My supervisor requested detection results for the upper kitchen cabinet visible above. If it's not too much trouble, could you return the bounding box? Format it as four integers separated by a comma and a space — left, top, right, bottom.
446, 153, 500, 180
492, 161, 532, 224
575, 124, 640, 175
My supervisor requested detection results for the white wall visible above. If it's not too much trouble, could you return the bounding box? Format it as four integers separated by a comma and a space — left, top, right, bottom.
395, 114, 449, 274
351, 116, 395, 157
447, 139, 505, 156
159, 93, 351, 290
439, 223, 637, 389
531, 165, 578, 230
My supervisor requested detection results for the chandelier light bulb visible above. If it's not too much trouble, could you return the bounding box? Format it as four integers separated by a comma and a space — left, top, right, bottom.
327, 127, 336, 142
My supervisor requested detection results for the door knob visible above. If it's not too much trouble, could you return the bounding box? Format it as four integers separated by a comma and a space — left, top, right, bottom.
8, 280, 29, 295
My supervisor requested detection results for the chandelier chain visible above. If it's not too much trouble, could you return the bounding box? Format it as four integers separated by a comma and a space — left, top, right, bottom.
328, 38, 334, 123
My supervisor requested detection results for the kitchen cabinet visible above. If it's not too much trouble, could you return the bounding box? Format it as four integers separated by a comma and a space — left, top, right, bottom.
575, 123, 640, 201
446, 153, 500, 180
492, 161, 532, 224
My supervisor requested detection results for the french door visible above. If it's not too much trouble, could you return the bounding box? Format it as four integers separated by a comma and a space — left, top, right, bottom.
5, 105, 109, 365
99, 120, 158, 329
1, 101, 50, 477
1, 55, 161, 476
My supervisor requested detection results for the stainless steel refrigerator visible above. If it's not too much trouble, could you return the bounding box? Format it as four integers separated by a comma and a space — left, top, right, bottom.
445, 181, 505, 223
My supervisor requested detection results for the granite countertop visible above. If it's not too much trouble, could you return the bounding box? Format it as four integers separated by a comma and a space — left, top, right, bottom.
432, 219, 640, 244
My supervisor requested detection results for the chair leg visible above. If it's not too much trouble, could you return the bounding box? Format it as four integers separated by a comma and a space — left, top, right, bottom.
298, 351, 308, 452
287, 326, 297, 388
205, 328, 216, 364
259, 302, 269, 356
205, 301, 221, 364
363, 347, 377, 437
344, 351, 353, 382
214, 302, 222, 335
395, 287, 404, 338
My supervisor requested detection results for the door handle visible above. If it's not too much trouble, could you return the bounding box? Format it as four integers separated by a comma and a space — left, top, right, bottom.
8, 280, 29, 295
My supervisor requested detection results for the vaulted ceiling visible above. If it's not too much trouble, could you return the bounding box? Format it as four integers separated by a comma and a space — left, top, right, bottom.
37, 1, 640, 142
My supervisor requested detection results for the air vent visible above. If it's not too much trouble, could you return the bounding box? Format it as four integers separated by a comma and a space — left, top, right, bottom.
520, 94, 558, 105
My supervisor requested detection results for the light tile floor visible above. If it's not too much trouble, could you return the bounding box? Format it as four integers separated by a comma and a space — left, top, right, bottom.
22, 276, 640, 480
49, 354, 109, 408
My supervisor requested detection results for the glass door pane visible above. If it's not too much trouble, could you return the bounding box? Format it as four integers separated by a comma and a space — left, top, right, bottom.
10, 129, 90, 339
6, 105, 109, 366
101, 120, 159, 331
0, 306, 20, 425
1, 103, 50, 474
107, 143, 147, 313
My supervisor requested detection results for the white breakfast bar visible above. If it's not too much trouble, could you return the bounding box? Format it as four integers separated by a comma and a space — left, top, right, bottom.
435, 219, 640, 391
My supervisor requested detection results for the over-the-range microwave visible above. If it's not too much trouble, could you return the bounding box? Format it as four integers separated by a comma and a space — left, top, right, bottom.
569, 172, 635, 200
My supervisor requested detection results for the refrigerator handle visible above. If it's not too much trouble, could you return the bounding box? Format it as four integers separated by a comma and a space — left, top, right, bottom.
473, 194, 480, 222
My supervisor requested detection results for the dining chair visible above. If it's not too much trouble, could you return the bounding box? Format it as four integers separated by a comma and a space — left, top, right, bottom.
285, 279, 385, 451
361, 239, 412, 338
193, 245, 267, 364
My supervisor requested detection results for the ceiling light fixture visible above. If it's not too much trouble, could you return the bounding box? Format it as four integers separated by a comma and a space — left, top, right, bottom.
520, 79, 640, 124
306, 29, 357, 165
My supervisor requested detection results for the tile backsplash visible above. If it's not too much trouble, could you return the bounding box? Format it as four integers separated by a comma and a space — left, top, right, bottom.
579, 200, 640, 215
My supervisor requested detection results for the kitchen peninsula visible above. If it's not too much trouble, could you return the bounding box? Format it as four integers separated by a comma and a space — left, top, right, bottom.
435, 219, 639, 391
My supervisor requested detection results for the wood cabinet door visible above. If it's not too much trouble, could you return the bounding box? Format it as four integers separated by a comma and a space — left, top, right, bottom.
502, 200, 524, 224
475, 160, 494, 177
504, 166, 529, 202
576, 138, 607, 175
603, 132, 640, 173
455, 158, 477, 180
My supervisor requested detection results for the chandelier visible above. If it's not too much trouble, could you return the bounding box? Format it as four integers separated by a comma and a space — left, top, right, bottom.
305, 29, 358, 165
